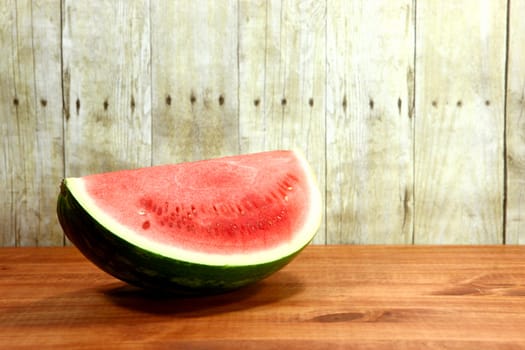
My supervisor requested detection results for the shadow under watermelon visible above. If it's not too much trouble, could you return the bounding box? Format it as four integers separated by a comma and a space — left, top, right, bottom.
101, 270, 304, 317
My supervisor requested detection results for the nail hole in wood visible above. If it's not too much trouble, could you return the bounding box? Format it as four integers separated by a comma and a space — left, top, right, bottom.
103, 99, 109, 111
281, 98, 287, 106
485, 99, 490, 106
13, 97, 19, 106
166, 94, 172, 106
218, 94, 225, 106
40, 99, 47, 107
342, 95, 347, 110
190, 94, 196, 104
456, 100, 462, 107
131, 95, 136, 111
309, 98, 314, 107
254, 98, 260, 107
432, 100, 438, 107
369, 98, 374, 110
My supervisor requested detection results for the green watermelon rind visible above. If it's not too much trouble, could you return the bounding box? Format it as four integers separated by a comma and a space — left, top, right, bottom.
57, 181, 309, 295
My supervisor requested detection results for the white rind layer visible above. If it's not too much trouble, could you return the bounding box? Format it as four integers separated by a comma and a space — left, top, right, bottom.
65, 150, 322, 266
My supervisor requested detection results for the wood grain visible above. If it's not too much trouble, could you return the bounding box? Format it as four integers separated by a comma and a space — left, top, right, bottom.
506, 0, 525, 243
0, 0, 63, 246
2, 246, 525, 349
151, 0, 239, 164
414, 0, 506, 243
326, 1, 415, 244
238, 0, 268, 153
62, 0, 152, 176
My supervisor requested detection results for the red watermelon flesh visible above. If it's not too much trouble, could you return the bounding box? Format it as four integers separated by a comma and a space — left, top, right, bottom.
68, 150, 319, 256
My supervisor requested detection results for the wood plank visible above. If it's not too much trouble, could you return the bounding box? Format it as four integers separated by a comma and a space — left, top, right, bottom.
0, 0, 63, 246
151, 0, 239, 164
238, 0, 327, 244
62, 0, 151, 177
506, 0, 525, 243
414, 1, 506, 243
326, 1, 415, 244
238, 0, 267, 153
2, 246, 525, 348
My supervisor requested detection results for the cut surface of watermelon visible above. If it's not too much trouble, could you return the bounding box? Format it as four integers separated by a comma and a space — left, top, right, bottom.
58, 150, 321, 293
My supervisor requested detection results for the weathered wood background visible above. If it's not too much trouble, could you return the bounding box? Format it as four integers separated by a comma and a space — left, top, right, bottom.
1, 0, 523, 246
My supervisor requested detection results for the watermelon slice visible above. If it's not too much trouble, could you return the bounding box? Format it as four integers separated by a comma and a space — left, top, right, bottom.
57, 150, 322, 294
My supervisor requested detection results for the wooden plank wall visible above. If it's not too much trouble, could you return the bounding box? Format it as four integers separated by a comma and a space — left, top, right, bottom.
507, 0, 525, 244
414, 1, 506, 244
1, 0, 523, 246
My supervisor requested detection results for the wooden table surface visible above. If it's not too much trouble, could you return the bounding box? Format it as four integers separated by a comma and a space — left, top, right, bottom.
1, 245, 525, 349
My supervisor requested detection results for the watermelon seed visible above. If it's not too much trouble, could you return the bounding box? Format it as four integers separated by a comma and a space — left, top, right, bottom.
137, 209, 146, 215
278, 181, 289, 191
142, 221, 150, 230
140, 198, 151, 209
283, 196, 288, 202
236, 205, 246, 216
286, 173, 300, 182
